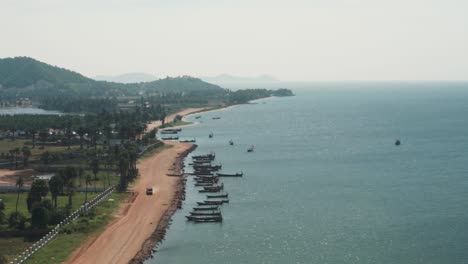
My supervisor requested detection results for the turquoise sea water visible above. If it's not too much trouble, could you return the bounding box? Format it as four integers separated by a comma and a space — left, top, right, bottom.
148, 82, 468, 264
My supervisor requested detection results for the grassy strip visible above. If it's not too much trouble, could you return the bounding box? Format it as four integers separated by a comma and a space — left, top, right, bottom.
0, 192, 99, 217
140, 144, 172, 160
24, 192, 129, 264
159, 120, 192, 129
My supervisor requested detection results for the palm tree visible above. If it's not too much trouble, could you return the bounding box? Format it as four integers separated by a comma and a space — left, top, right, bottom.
29, 128, 37, 148
48, 175, 63, 208
21, 146, 31, 168
60, 166, 77, 208
15, 176, 24, 213
77, 126, 87, 150
85, 174, 92, 202
13, 148, 20, 170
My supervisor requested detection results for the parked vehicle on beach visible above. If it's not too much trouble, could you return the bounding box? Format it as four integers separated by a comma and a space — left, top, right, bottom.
146, 187, 153, 195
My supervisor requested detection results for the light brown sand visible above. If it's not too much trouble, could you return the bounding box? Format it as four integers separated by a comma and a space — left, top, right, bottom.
145, 107, 208, 132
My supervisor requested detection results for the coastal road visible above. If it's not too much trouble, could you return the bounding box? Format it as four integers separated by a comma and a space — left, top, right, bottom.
68, 141, 192, 264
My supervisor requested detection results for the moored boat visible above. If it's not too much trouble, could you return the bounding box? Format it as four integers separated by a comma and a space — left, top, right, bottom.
197, 200, 228, 205
193, 206, 219, 211
216, 172, 243, 177
206, 193, 228, 198
190, 211, 221, 216
186, 215, 222, 222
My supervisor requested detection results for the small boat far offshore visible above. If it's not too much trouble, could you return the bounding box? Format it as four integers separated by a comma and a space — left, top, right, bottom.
395, 139, 401, 146
209, 132, 213, 138
247, 145, 255, 152
229, 139, 234, 145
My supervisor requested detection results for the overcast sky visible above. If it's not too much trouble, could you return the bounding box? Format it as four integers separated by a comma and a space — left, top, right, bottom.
0, 0, 467, 81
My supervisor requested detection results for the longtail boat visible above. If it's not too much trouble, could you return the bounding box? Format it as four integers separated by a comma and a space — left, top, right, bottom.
203, 183, 223, 191
163, 128, 182, 132
160, 130, 178, 134
161, 136, 179, 140
192, 153, 215, 160
186, 216, 222, 223
190, 211, 221, 216
180, 139, 196, 143
207, 193, 228, 198
193, 206, 219, 211
194, 182, 214, 187
197, 200, 229, 205
216, 172, 243, 177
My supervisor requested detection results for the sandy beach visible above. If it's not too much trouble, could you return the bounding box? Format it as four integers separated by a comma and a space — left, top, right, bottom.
145, 107, 208, 132
67, 141, 192, 264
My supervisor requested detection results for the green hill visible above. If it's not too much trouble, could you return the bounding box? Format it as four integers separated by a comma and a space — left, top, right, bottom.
0, 57, 226, 101
0, 57, 92, 88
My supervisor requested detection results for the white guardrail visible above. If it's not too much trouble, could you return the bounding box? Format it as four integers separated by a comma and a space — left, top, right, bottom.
10, 185, 115, 264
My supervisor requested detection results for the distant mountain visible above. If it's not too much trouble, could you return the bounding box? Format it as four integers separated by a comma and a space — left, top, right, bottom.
200, 74, 279, 86
93, 72, 158, 83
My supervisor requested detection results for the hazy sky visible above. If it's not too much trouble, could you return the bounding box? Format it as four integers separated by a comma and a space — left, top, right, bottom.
1, 0, 467, 81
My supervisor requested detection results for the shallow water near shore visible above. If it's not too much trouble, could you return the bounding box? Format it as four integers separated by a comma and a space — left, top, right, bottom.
148, 82, 468, 264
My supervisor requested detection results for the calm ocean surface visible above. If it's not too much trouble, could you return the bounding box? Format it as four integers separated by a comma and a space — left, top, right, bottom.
149, 82, 468, 264
0, 107, 62, 115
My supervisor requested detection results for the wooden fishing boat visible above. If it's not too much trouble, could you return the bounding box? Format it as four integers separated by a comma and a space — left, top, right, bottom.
247, 145, 255, 152
199, 189, 221, 193
195, 178, 219, 184
209, 133, 213, 138
204, 183, 223, 190
160, 130, 178, 134
212, 117, 221, 120
206, 193, 228, 198
190, 211, 221, 216
163, 128, 182, 132
197, 200, 228, 206
193, 165, 222, 170
161, 136, 179, 140
190, 217, 223, 223
195, 116, 201, 119
216, 172, 243, 177
195, 182, 214, 187
229, 139, 234, 145
186, 215, 222, 222
195, 176, 219, 181
189, 161, 212, 165
191, 171, 214, 176
193, 206, 219, 211
180, 139, 196, 143
192, 153, 215, 160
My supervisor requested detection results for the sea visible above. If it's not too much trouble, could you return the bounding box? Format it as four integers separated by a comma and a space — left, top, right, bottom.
148, 82, 468, 264
0, 107, 62, 115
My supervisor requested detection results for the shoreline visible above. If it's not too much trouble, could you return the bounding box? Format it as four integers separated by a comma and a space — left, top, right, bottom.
129, 144, 197, 263
67, 142, 193, 264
